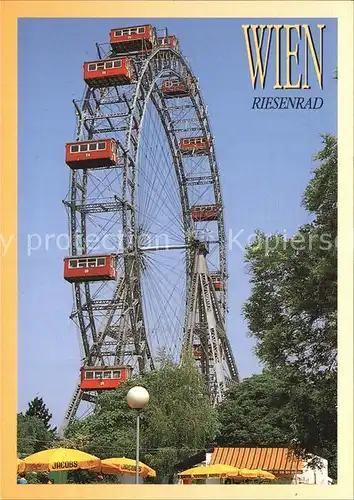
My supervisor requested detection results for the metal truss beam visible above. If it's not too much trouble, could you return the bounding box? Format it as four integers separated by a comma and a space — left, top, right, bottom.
63, 201, 129, 214
185, 175, 214, 185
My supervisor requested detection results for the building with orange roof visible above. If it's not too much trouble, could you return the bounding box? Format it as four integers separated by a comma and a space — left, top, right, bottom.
174, 447, 332, 485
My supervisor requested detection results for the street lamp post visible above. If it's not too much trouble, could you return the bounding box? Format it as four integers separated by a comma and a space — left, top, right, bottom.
127, 386, 150, 484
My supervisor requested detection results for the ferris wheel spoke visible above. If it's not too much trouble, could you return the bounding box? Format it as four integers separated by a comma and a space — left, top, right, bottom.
141, 258, 185, 356
136, 108, 184, 231
141, 281, 174, 353
135, 207, 185, 245
145, 252, 187, 280
135, 162, 183, 228
147, 275, 185, 351
136, 153, 183, 237
136, 163, 183, 235
138, 118, 180, 210
144, 252, 186, 303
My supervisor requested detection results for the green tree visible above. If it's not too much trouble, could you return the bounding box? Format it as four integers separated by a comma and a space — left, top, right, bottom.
64, 354, 219, 482
217, 372, 295, 448
243, 134, 337, 378
17, 413, 56, 456
25, 396, 56, 432
235, 134, 337, 478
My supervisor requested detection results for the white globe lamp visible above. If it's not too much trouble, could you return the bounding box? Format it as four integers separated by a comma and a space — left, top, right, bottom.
127, 386, 150, 409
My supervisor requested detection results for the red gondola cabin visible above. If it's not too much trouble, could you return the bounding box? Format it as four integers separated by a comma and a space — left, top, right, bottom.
193, 344, 213, 360
210, 272, 223, 291
191, 204, 220, 222
157, 35, 179, 51
80, 365, 132, 390
180, 137, 210, 155
64, 254, 117, 283
194, 344, 202, 360
110, 25, 155, 53
84, 57, 132, 88
161, 79, 190, 98
65, 138, 118, 169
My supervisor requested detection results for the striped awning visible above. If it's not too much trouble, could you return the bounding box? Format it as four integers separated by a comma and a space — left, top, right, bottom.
210, 448, 303, 475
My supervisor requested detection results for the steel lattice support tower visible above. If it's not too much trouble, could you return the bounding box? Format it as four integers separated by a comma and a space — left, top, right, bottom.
182, 242, 239, 404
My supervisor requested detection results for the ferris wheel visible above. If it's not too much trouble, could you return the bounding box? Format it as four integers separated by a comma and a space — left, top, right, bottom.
61, 24, 239, 430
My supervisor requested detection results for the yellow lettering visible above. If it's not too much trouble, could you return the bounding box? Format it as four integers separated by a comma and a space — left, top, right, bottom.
242, 25, 273, 89
303, 24, 325, 89
243, 23, 325, 90
273, 25, 283, 89
284, 25, 302, 89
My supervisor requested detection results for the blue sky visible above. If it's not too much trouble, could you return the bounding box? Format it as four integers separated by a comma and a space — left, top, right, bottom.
18, 18, 337, 426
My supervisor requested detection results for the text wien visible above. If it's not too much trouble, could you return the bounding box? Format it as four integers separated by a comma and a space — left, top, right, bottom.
242, 24, 325, 90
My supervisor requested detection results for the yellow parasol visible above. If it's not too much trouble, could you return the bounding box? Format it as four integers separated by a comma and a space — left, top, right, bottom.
227, 468, 277, 480
237, 468, 260, 478
257, 470, 276, 480
23, 447, 101, 472
93, 457, 156, 477
243, 469, 276, 480
178, 464, 239, 479
17, 458, 26, 473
